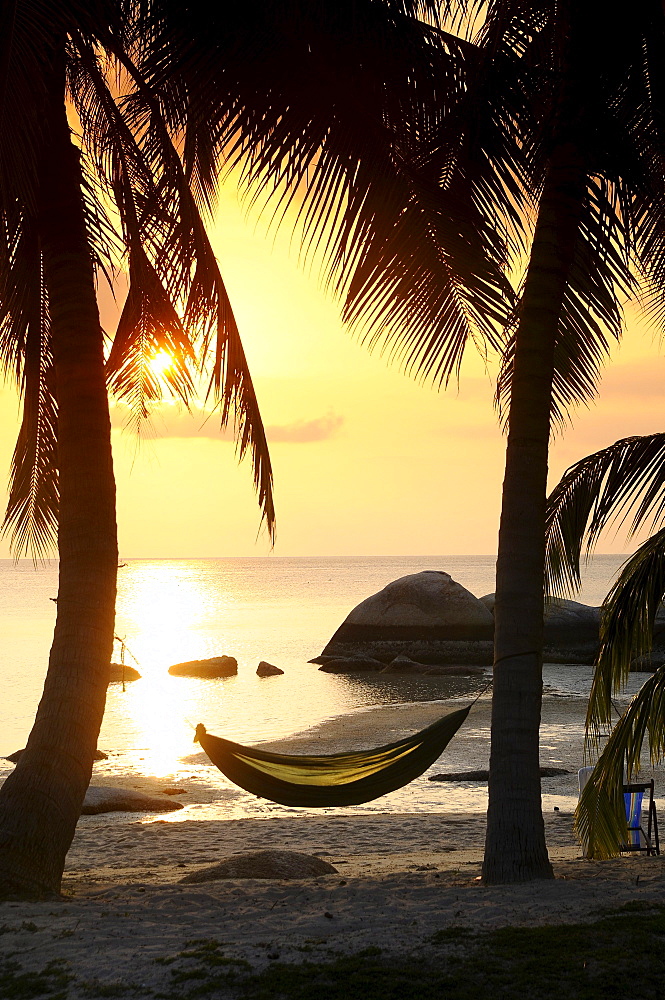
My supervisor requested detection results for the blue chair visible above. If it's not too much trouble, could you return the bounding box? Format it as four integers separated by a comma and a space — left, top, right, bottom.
621, 780, 660, 856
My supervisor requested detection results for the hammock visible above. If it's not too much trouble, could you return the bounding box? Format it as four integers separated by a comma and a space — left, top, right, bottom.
194, 705, 470, 807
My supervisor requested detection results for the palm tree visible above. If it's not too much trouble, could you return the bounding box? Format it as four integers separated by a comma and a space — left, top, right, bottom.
456, 1, 665, 883
545, 433, 665, 858
153, 2, 665, 883
0, 1, 275, 898
0, 3, 514, 898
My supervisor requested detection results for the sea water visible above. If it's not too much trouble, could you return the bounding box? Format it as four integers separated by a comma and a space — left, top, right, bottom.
0, 554, 645, 818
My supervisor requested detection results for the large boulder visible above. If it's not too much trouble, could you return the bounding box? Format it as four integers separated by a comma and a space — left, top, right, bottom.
169, 655, 238, 678
179, 850, 337, 882
321, 571, 494, 663
480, 594, 601, 664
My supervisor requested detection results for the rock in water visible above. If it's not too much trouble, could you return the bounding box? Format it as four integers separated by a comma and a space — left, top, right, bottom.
109, 663, 141, 682
168, 655, 238, 678
256, 661, 284, 676
320, 571, 494, 664
179, 850, 338, 882
380, 656, 430, 674
318, 657, 384, 673
81, 786, 184, 815
481, 594, 601, 664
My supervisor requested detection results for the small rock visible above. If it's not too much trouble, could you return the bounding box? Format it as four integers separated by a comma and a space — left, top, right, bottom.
257, 661, 284, 677
423, 665, 485, 676
428, 766, 570, 782
160, 787, 187, 795
169, 656, 238, 678
318, 657, 383, 673
179, 850, 338, 882
6, 748, 108, 764
109, 663, 141, 682
380, 656, 430, 674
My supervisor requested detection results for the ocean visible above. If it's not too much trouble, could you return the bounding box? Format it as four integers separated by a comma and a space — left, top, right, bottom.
0, 553, 646, 819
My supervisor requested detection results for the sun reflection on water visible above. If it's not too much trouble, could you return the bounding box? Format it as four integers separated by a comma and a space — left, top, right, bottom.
105, 561, 234, 777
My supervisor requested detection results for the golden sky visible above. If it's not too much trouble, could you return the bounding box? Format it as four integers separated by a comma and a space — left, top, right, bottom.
0, 182, 663, 559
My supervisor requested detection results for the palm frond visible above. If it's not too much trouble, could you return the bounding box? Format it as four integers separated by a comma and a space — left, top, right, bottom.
497, 176, 634, 427
71, 35, 275, 537
1, 246, 58, 559
586, 528, 665, 734
135, 1, 518, 388
576, 665, 665, 859
545, 434, 665, 598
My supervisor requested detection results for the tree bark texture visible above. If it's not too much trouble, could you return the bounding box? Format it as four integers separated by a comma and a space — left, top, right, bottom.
482, 143, 586, 884
0, 86, 117, 897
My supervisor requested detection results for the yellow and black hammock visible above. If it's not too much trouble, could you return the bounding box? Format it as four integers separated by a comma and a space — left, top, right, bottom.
194, 705, 470, 808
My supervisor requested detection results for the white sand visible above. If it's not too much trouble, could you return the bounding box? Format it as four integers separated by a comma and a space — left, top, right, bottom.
1, 811, 665, 997
3, 696, 665, 995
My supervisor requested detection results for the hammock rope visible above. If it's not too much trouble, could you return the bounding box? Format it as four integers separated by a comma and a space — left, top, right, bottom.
194, 704, 471, 807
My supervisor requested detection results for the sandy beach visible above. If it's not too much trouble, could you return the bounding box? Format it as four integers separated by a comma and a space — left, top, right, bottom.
3, 811, 665, 996
2, 694, 665, 996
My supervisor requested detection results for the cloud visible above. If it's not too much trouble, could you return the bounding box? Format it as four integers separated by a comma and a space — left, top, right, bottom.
599, 359, 665, 399
266, 413, 344, 442
111, 404, 344, 443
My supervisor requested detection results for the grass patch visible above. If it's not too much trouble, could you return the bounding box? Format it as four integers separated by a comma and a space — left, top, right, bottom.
154, 906, 665, 999
0, 958, 71, 999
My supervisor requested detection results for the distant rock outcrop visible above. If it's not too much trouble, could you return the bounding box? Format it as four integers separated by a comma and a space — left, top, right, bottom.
321, 571, 494, 664
480, 594, 601, 664
109, 663, 141, 682
318, 571, 655, 668
178, 850, 338, 882
169, 656, 238, 678
257, 661, 284, 676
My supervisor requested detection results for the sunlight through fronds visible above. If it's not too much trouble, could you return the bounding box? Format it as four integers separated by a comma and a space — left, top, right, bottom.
545, 434, 665, 600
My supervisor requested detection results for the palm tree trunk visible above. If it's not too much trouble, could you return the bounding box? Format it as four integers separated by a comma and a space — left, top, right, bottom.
0, 83, 117, 898
482, 142, 586, 884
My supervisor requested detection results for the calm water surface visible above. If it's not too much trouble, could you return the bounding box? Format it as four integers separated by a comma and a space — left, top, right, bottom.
0, 554, 644, 818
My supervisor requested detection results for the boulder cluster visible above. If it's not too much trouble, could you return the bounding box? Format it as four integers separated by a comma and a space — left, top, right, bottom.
315, 570, 665, 672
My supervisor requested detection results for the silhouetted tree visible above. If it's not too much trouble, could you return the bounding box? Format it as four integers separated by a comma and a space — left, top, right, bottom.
0, 2, 512, 897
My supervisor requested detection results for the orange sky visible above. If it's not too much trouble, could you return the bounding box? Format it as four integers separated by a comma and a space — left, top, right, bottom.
0, 181, 662, 559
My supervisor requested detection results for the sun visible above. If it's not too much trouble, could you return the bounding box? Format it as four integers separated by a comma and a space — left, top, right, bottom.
150, 350, 173, 377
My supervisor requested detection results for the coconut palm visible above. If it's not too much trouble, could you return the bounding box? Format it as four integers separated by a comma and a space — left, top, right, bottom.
0, 3, 515, 898
545, 433, 665, 858
134, 1, 665, 883
449, 1, 665, 883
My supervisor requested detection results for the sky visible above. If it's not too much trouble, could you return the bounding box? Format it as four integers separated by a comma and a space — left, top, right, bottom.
0, 183, 663, 559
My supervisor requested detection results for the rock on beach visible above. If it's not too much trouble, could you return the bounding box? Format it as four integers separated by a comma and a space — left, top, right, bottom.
81, 786, 185, 815
179, 849, 338, 882
6, 748, 108, 763
168, 655, 238, 678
